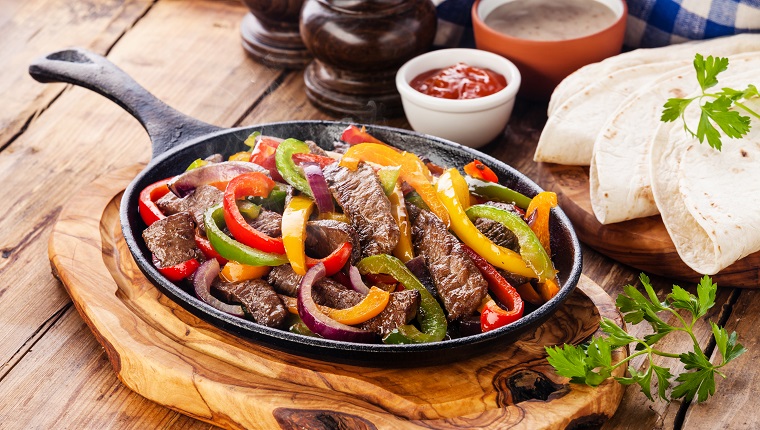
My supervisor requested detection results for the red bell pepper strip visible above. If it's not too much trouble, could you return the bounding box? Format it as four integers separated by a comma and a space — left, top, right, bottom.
154, 256, 200, 282
340, 125, 387, 146
305, 241, 353, 277
481, 298, 523, 332
138, 178, 172, 226
463, 159, 499, 183
462, 244, 524, 324
292, 152, 337, 169
194, 232, 228, 265
249, 136, 284, 181
222, 172, 285, 254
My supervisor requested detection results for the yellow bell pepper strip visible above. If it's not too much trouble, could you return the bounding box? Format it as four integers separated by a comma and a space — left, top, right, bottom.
138, 177, 172, 226
436, 168, 536, 279
356, 254, 447, 344
389, 184, 414, 262
220, 261, 271, 282
274, 138, 313, 196
204, 205, 288, 266
317, 211, 350, 224
228, 151, 252, 162
222, 172, 285, 254
282, 195, 315, 275
463, 159, 498, 183
323, 286, 390, 325
185, 158, 209, 171
339, 143, 450, 227
465, 203, 557, 283
525, 191, 558, 256
465, 175, 532, 210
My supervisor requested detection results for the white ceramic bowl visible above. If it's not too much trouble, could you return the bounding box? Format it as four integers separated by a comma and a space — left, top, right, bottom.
396, 48, 521, 148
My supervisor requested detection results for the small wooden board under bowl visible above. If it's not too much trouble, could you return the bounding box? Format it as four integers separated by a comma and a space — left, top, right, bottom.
49, 165, 627, 429
538, 163, 760, 288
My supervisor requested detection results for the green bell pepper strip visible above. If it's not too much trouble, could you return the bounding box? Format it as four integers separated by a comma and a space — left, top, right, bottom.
356, 254, 446, 344
204, 204, 288, 266
465, 175, 532, 210
274, 138, 312, 197
465, 204, 556, 282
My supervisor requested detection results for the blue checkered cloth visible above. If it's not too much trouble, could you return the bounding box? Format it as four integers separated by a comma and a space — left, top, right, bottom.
623, 0, 760, 48
432, 0, 760, 50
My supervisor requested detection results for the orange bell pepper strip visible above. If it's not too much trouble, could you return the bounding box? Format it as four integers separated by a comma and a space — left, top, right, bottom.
436, 168, 536, 279
526, 191, 558, 256
323, 286, 390, 325
222, 172, 285, 254
220, 261, 271, 282
340, 143, 450, 227
389, 184, 414, 262
535, 277, 561, 302
516, 282, 543, 306
282, 195, 315, 275
463, 159, 498, 183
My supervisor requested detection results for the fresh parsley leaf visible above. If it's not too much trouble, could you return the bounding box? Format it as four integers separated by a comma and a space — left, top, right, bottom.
661, 53, 759, 150
546, 273, 744, 404
694, 54, 729, 91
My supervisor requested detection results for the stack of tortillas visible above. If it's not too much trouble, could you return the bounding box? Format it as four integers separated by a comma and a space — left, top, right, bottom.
534, 33, 760, 275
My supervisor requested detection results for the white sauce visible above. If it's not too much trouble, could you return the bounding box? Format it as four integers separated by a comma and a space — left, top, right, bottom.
483, 0, 618, 41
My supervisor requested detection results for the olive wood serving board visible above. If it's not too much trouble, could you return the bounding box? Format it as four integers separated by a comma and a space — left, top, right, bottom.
537, 163, 760, 288
49, 165, 627, 430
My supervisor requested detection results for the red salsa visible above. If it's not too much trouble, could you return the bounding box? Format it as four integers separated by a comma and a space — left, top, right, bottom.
410, 62, 507, 100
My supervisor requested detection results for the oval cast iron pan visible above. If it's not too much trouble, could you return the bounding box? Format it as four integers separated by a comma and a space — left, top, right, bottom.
29, 48, 582, 367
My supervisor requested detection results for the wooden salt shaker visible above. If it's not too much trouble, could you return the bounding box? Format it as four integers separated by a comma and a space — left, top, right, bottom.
240, 0, 312, 69
300, 0, 437, 118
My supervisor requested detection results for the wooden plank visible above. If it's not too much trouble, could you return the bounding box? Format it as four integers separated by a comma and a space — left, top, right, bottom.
681, 288, 757, 429
0, 0, 272, 381
0, 0, 154, 148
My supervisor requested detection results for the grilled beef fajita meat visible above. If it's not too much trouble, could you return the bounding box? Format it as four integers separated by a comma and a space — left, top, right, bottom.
156, 185, 223, 230
323, 162, 399, 257
214, 279, 288, 328
407, 204, 488, 321
305, 219, 361, 264
248, 208, 282, 238
142, 212, 202, 267
267, 264, 418, 336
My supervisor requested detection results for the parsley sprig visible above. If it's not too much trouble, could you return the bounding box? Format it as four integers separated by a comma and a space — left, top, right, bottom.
661, 53, 760, 150
546, 274, 745, 403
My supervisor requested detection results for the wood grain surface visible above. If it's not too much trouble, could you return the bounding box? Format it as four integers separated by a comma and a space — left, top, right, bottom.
49, 165, 627, 430
538, 164, 760, 288
0, 0, 753, 428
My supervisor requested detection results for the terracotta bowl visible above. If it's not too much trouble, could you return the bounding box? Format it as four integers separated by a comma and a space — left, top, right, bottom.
472, 0, 627, 100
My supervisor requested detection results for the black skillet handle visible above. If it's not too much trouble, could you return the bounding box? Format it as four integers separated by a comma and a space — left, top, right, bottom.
29, 48, 224, 159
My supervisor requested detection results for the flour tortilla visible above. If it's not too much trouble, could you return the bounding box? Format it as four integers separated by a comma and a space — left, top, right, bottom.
650, 88, 760, 275
547, 33, 760, 116
536, 33, 760, 166
590, 55, 760, 224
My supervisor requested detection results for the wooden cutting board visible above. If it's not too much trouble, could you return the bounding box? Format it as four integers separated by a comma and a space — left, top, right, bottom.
48, 165, 628, 429
538, 164, 760, 288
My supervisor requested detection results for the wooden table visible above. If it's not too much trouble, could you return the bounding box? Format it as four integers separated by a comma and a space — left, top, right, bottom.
1, 1, 757, 428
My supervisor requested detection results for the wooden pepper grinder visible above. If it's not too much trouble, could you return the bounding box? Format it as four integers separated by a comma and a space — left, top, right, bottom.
300, 0, 437, 118
240, 0, 312, 69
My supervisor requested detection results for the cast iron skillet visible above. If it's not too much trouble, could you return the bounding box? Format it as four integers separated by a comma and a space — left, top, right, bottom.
29, 48, 582, 367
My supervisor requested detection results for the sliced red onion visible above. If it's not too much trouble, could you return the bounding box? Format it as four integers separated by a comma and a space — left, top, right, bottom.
347, 265, 370, 296
301, 162, 334, 213
168, 161, 269, 197
297, 263, 376, 343
193, 259, 245, 317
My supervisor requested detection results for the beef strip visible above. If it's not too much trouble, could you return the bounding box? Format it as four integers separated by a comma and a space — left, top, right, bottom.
474, 218, 520, 253
142, 212, 201, 267
214, 279, 288, 328
267, 264, 302, 296
156, 184, 223, 230
267, 264, 354, 305
323, 162, 399, 257
306, 140, 329, 157
305, 219, 361, 264
248, 209, 282, 238
358, 290, 420, 336
407, 204, 488, 321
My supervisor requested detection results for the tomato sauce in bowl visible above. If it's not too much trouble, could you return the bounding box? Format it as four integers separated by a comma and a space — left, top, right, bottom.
410, 62, 507, 100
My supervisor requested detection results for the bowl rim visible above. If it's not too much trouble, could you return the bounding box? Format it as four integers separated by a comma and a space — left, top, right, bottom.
471, 0, 628, 46
395, 48, 521, 113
